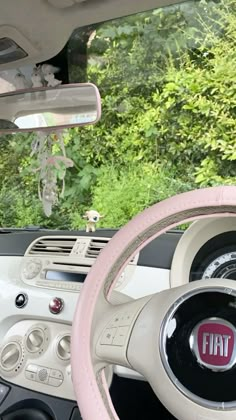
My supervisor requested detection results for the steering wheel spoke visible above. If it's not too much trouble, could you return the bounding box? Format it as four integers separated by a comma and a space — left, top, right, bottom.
94, 295, 151, 369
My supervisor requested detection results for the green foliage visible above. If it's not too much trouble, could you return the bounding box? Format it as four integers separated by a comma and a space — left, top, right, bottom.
0, 0, 235, 229
88, 164, 195, 228
67, 0, 236, 185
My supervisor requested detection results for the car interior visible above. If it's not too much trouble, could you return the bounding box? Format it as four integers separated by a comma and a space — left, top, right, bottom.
0, 1, 236, 419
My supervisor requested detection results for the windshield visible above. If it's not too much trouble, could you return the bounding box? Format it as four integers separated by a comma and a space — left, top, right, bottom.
0, 0, 235, 230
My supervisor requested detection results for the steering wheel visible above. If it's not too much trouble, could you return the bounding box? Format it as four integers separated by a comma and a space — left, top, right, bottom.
71, 186, 236, 420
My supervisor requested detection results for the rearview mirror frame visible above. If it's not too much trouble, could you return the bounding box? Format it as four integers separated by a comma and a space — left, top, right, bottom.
0, 82, 101, 134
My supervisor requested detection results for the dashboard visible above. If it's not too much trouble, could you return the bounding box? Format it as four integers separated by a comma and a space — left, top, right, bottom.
0, 217, 235, 418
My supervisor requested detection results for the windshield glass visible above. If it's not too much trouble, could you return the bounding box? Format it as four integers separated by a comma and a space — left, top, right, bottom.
0, 0, 235, 230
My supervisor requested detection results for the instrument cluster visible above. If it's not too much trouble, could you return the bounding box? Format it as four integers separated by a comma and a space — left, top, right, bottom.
170, 217, 236, 287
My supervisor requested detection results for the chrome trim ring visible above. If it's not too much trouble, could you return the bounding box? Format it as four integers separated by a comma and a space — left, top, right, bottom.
159, 286, 236, 410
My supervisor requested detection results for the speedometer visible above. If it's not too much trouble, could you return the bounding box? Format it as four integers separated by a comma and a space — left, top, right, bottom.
202, 252, 236, 280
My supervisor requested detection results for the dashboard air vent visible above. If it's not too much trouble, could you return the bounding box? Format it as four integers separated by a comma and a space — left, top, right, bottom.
28, 237, 76, 257
85, 238, 110, 258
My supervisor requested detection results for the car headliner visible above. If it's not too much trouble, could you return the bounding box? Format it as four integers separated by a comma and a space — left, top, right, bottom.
0, 0, 180, 71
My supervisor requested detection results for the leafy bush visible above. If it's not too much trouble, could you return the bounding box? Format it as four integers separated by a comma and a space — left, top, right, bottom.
0, 0, 235, 229
67, 0, 236, 186
86, 163, 196, 228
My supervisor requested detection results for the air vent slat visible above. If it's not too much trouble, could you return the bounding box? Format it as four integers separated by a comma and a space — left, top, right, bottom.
85, 238, 110, 258
35, 239, 75, 247
29, 251, 71, 257
28, 237, 76, 256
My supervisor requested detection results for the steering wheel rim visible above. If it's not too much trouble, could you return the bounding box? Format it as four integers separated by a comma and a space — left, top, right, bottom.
71, 186, 236, 420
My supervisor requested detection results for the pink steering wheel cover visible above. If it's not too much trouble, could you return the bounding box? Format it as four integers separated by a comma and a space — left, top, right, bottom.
71, 186, 236, 420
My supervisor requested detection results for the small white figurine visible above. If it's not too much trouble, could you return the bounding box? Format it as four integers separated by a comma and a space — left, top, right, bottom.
41, 64, 60, 76
31, 66, 43, 88
14, 72, 29, 90
83, 210, 104, 233
44, 72, 62, 87
41, 63, 62, 87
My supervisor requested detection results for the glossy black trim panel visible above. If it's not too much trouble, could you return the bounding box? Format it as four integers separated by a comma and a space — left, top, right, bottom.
0, 229, 182, 270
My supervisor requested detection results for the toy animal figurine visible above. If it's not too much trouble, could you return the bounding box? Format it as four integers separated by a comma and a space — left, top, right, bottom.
41, 64, 60, 76
83, 210, 104, 233
14, 72, 29, 90
44, 72, 62, 87
31, 66, 43, 88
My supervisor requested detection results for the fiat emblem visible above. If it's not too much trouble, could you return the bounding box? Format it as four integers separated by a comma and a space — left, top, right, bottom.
190, 318, 236, 372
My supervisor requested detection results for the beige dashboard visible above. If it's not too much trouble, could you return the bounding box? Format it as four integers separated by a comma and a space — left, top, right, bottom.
0, 217, 235, 401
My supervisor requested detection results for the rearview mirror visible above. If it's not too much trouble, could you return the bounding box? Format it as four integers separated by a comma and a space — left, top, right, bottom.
0, 83, 101, 133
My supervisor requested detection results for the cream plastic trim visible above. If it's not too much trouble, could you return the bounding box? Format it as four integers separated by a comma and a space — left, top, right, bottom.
170, 217, 236, 288
0, 318, 113, 398
0, 320, 74, 399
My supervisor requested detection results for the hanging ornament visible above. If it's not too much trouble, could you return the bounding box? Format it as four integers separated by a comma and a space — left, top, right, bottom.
31, 131, 74, 217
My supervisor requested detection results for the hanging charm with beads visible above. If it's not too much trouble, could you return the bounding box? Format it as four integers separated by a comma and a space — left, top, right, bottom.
31, 131, 74, 217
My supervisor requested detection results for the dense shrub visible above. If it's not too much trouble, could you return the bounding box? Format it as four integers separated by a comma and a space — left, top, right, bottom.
0, 0, 235, 228
85, 164, 194, 228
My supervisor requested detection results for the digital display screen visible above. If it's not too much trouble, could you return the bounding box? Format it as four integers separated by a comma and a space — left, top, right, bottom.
46, 270, 87, 283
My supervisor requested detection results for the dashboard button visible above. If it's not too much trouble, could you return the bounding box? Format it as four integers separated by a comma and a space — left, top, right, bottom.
37, 367, 49, 383
48, 377, 63, 387
15, 293, 28, 309
49, 297, 64, 314
119, 312, 133, 326
26, 364, 38, 373
25, 370, 37, 381
100, 328, 117, 345
0, 384, 10, 405
109, 315, 121, 328
50, 369, 63, 380
112, 326, 129, 346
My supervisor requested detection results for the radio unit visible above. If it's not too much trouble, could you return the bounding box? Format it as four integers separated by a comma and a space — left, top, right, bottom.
21, 235, 139, 293
21, 257, 90, 292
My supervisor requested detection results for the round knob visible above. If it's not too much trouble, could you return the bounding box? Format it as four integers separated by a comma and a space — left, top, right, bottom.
23, 260, 42, 279
57, 335, 71, 360
1, 342, 21, 370
26, 329, 44, 353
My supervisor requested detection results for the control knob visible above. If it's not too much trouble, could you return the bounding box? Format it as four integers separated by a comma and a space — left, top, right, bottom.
0, 342, 22, 370
26, 328, 44, 353
23, 259, 42, 280
57, 335, 71, 360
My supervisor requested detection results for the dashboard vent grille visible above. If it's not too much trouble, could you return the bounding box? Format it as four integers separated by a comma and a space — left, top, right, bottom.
85, 238, 110, 258
28, 237, 76, 256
